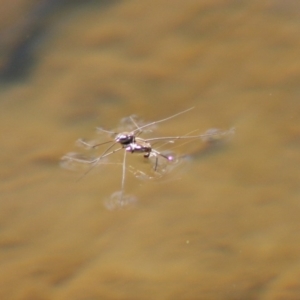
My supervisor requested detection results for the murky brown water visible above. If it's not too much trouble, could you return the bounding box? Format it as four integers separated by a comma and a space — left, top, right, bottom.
1, 1, 300, 299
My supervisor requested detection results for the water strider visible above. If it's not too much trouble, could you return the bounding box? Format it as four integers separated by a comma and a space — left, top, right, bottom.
61, 107, 233, 209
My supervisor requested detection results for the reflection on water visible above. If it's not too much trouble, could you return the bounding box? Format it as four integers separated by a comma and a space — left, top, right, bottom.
104, 191, 137, 211
1, 0, 300, 299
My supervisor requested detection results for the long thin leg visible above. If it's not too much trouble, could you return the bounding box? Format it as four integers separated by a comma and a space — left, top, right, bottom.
154, 154, 158, 171
129, 116, 145, 138
96, 127, 117, 135
77, 139, 114, 149
148, 149, 174, 172
63, 146, 124, 180
144, 129, 230, 143
148, 129, 200, 151
119, 149, 127, 203
132, 107, 194, 135
129, 116, 141, 130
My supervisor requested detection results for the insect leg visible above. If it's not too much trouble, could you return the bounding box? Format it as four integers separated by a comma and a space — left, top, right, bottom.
119, 148, 127, 204
77, 139, 114, 149
132, 107, 195, 135
74, 146, 123, 180
96, 127, 117, 135
148, 149, 174, 172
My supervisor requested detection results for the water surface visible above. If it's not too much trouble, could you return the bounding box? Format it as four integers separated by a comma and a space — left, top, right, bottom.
1, 1, 300, 299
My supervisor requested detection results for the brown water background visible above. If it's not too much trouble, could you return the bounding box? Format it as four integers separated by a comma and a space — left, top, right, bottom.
1, 1, 300, 299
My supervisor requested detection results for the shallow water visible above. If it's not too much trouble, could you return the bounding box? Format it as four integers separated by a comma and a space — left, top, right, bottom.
1, 1, 300, 299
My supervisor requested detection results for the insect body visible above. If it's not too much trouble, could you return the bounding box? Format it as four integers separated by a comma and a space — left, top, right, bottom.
115, 132, 151, 156
124, 139, 151, 156
115, 132, 135, 145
